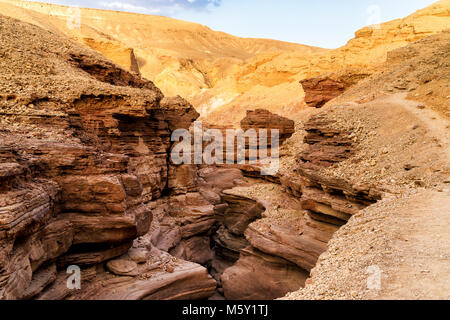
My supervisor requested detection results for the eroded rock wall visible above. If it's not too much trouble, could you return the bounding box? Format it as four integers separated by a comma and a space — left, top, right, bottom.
0, 15, 217, 300
0, 13, 387, 301
217, 110, 384, 300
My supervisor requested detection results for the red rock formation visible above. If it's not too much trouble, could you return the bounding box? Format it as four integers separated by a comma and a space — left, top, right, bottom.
0, 15, 214, 300
211, 191, 266, 279
240, 109, 295, 144
217, 184, 319, 299
218, 111, 384, 300
300, 73, 369, 108
300, 78, 347, 108
282, 113, 382, 226
0, 15, 384, 301
221, 246, 308, 300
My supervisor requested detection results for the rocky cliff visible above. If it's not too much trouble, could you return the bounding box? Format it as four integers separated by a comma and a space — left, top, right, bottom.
0, 14, 220, 300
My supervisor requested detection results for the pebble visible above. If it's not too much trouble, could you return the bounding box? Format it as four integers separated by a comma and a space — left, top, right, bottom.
128, 248, 149, 264
165, 265, 175, 273
414, 180, 426, 187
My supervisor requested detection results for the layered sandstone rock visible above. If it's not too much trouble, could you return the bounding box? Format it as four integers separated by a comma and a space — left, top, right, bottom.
211, 190, 266, 280
300, 73, 370, 108
221, 246, 308, 300
1, 0, 448, 302
82, 38, 141, 75
214, 108, 389, 300
218, 182, 319, 299
300, 78, 348, 108
240, 109, 295, 144
37, 248, 216, 300
0, 15, 215, 300
281, 113, 381, 227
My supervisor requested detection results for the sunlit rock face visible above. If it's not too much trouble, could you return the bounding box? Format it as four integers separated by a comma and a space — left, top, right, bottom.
1, 0, 448, 125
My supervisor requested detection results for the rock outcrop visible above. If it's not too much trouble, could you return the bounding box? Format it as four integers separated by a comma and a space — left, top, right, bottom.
300, 73, 370, 108
282, 113, 381, 226
214, 174, 346, 300
221, 246, 308, 300
240, 109, 295, 144
213, 108, 387, 300
300, 77, 348, 108
82, 38, 141, 75
0, 14, 216, 300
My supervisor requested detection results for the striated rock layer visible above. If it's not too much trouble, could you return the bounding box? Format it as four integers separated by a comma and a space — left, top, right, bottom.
240, 109, 295, 145
300, 72, 370, 108
0, 14, 219, 300
282, 113, 382, 227
2, 1, 447, 301
215, 107, 387, 299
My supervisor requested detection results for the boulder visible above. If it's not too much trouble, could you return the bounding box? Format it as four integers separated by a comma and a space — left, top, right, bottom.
106, 259, 139, 276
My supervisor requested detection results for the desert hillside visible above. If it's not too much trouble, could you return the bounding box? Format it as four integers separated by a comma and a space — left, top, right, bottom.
329, 30, 450, 119
0, 0, 323, 124
0, 0, 449, 125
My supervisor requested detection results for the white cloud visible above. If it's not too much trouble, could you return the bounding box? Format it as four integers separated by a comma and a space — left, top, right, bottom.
98, 0, 221, 14
99, 1, 160, 13
25, 0, 222, 16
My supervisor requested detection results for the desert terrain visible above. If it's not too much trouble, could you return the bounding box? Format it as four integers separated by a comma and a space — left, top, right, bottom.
0, 0, 449, 301
1, 0, 449, 124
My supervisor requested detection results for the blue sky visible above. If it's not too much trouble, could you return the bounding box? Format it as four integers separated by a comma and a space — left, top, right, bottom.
26, 0, 437, 48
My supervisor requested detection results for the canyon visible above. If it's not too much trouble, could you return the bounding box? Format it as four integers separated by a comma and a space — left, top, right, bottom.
0, 0, 449, 301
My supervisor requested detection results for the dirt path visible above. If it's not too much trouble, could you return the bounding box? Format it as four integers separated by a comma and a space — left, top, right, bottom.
374, 94, 450, 299
387, 93, 450, 152
377, 190, 450, 299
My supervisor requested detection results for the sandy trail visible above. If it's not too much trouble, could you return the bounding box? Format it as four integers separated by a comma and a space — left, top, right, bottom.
389, 93, 450, 151
375, 190, 450, 300
374, 94, 450, 299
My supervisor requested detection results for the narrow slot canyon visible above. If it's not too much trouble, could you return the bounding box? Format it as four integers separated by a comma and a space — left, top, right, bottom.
2, 6, 448, 301
146, 109, 381, 300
